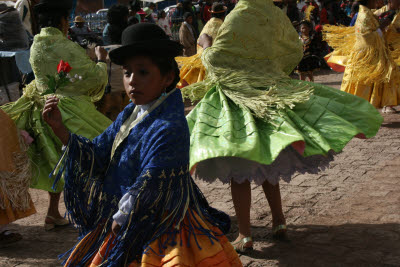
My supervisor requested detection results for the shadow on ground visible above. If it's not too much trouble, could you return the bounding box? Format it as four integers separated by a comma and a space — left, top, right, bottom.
381, 121, 400, 128
228, 223, 400, 266
0, 224, 77, 262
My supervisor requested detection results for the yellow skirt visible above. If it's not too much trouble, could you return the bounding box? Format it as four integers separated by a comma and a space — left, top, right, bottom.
65, 211, 242, 267
341, 73, 400, 108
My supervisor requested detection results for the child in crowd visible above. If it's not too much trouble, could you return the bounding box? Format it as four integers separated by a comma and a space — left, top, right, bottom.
297, 20, 321, 81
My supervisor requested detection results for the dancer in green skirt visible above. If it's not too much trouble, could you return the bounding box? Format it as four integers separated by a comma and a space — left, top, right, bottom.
1, 0, 112, 230
183, 0, 383, 252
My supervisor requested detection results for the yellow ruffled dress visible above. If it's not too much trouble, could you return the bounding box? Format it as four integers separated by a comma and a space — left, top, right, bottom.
324, 5, 400, 71
176, 17, 223, 88
323, 25, 355, 72
340, 6, 400, 108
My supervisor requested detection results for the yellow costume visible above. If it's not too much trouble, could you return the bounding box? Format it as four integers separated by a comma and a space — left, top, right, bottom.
340, 6, 400, 108
323, 25, 355, 72
176, 17, 224, 87
325, 5, 400, 71
372, 5, 400, 16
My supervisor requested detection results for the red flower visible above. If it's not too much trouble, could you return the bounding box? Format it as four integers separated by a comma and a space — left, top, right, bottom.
57, 60, 72, 74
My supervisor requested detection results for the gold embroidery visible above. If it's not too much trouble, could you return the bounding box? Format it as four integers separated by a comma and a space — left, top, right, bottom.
159, 170, 166, 179
169, 169, 176, 178
119, 208, 129, 215
111, 196, 119, 206
142, 170, 152, 178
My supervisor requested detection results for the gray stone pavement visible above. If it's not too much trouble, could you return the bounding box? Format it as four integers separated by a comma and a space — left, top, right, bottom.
0, 70, 399, 266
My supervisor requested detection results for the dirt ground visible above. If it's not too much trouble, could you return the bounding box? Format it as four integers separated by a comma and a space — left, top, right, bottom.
0, 70, 399, 266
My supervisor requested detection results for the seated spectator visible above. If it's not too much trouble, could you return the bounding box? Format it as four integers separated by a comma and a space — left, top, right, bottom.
69, 16, 98, 44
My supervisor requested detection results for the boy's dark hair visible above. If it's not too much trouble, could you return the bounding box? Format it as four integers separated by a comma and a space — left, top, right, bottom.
148, 55, 180, 92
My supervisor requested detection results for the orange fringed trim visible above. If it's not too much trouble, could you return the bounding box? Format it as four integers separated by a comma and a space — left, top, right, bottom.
64, 224, 104, 266
0, 188, 36, 225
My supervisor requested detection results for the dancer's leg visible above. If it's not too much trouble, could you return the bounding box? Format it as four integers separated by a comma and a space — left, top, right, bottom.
308, 72, 314, 82
261, 181, 286, 227
231, 179, 253, 247
46, 192, 63, 220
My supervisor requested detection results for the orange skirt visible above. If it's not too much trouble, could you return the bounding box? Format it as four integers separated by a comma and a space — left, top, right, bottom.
0, 110, 20, 172
0, 189, 36, 225
65, 211, 242, 267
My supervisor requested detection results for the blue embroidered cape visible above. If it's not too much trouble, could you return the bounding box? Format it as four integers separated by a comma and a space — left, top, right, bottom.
53, 90, 230, 266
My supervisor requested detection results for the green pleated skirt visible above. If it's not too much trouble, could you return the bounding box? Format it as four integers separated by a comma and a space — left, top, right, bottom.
187, 81, 383, 185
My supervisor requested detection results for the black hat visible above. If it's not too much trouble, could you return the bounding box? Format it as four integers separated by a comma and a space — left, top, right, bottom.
210, 2, 227, 13
109, 23, 183, 65
34, 0, 73, 12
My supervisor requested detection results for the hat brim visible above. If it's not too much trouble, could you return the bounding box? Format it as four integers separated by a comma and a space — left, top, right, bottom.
209, 6, 227, 14
109, 39, 183, 65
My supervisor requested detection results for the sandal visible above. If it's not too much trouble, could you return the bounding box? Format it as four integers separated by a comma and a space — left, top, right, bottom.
44, 216, 70, 231
231, 236, 253, 254
383, 106, 397, 114
0, 230, 22, 247
272, 224, 290, 242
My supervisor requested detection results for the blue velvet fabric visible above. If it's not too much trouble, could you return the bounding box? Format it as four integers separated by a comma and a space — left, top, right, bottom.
53, 90, 230, 266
